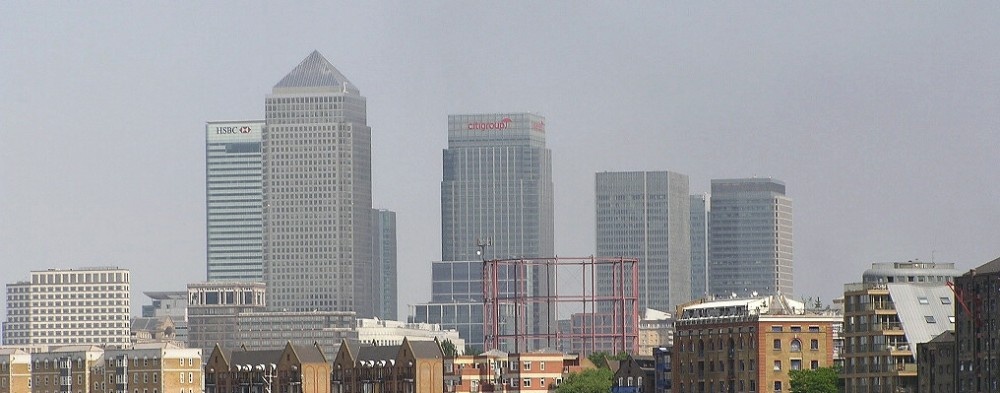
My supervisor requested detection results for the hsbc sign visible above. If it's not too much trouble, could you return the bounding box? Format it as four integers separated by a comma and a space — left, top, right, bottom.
215, 126, 254, 135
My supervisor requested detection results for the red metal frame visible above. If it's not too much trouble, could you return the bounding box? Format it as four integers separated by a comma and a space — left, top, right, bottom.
481, 256, 640, 354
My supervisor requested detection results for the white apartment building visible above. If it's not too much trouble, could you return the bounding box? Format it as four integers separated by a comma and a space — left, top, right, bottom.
3, 267, 131, 348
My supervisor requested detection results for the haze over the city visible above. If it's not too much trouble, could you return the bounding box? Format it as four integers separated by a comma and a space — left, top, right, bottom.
2, 2, 998, 315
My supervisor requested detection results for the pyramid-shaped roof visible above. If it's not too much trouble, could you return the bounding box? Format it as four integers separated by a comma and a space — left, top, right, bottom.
274, 50, 356, 91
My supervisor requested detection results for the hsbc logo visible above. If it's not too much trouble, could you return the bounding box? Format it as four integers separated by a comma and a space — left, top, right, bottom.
215, 126, 254, 134
467, 117, 513, 130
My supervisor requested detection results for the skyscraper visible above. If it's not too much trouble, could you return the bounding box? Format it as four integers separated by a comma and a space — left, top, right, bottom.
262, 51, 373, 315
439, 113, 555, 347
206, 120, 264, 282
372, 208, 397, 320
708, 178, 793, 296
595, 171, 691, 311
689, 193, 710, 299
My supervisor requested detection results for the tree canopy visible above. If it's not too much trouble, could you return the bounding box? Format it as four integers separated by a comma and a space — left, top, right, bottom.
789, 367, 841, 393
440, 339, 459, 357
586, 351, 630, 369
555, 367, 613, 393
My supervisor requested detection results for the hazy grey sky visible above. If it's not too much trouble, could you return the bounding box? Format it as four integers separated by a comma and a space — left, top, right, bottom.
2, 2, 998, 315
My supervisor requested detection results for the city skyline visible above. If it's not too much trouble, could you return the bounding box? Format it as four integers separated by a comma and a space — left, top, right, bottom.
2, 3, 999, 317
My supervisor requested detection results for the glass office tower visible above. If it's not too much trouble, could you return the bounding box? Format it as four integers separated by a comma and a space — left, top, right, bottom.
206, 120, 264, 282
708, 178, 793, 296
595, 171, 691, 311
439, 113, 555, 348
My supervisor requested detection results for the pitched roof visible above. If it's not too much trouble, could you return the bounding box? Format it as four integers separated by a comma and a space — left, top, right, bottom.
926, 330, 955, 344
274, 50, 357, 92
356, 345, 398, 362
288, 343, 327, 364
969, 256, 1000, 275
887, 283, 956, 358
230, 349, 283, 367
408, 340, 443, 359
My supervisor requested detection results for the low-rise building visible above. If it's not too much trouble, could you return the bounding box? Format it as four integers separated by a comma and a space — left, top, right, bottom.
355, 317, 465, 351
97, 343, 203, 393
0, 348, 30, 393
653, 347, 672, 393
611, 354, 655, 393
841, 261, 960, 393
638, 309, 674, 356
205, 341, 330, 393
672, 295, 840, 393
916, 330, 955, 393
31, 345, 104, 393
331, 337, 444, 393
954, 256, 1000, 393
187, 282, 356, 355
130, 316, 179, 346
443, 349, 590, 393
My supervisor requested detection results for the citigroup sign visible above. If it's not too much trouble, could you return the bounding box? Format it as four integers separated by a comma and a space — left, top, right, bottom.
467, 117, 513, 130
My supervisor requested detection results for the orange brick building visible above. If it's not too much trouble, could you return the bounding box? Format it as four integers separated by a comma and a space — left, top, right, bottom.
672, 295, 840, 393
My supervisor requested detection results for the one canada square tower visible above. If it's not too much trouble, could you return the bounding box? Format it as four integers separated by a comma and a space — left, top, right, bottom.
262, 51, 373, 316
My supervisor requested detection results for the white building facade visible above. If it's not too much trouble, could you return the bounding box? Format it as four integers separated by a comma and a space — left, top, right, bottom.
3, 267, 131, 348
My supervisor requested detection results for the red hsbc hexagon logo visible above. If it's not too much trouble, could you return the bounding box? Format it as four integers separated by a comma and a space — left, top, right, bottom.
467, 117, 513, 130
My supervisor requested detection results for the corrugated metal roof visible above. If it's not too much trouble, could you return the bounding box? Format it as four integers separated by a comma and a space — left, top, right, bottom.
887, 283, 955, 358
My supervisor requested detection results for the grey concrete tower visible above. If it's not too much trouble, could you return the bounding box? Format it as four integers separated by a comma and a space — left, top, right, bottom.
708, 178, 793, 297
595, 171, 691, 311
262, 51, 373, 315
689, 193, 710, 299
372, 208, 397, 320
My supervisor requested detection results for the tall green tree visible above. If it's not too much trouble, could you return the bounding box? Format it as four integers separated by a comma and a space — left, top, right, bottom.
440, 339, 459, 357
586, 351, 630, 369
555, 367, 613, 393
789, 367, 840, 393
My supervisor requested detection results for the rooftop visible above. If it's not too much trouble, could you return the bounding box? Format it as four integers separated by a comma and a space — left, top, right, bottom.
274, 50, 357, 93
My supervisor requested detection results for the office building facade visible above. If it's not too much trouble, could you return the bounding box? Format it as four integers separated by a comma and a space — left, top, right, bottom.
3, 267, 131, 348
186, 282, 356, 354
595, 171, 691, 311
690, 193, 710, 300
262, 51, 373, 315
440, 113, 555, 348
708, 178, 793, 297
372, 208, 398, 320
412, 260, 519, 351
206, 120, 264, 282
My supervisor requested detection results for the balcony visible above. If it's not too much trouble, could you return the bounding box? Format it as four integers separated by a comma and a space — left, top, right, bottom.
895, 363, 917, 376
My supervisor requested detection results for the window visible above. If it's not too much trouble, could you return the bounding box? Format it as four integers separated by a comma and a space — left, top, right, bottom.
810, 360, 819, 369
773, 339, 781, 350
790, 339, 801, 352
523, 379, 530, 387
540, 362, 545, 370
771, 326, 782, 332
808, 326, 820, 332
790, 360, 801, 370
773, 361, 781, 371
918, 297, 929, 305
941, 297, 952, 305
774, 381, 782, 391
924, 316, 936, 323
810, 339, 819, 350
949, 316, 956, 323
523, 361, 530, 370
790, 326, 801, 332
